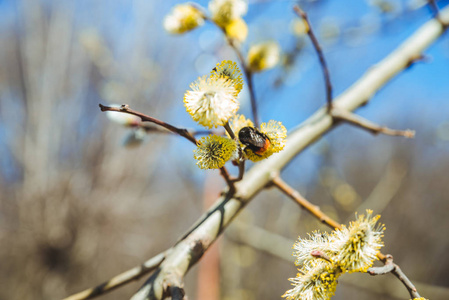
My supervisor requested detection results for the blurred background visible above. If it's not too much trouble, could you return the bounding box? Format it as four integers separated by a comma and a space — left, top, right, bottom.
0, 0, 448, 299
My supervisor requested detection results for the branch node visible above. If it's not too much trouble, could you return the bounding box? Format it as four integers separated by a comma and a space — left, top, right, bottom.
120, 104, 130, 111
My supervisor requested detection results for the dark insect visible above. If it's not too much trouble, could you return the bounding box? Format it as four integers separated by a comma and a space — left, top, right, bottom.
238, 126, 271, 156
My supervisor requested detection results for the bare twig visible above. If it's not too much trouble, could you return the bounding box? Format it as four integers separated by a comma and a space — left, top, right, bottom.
368, 255, 421, 298
242, 66, 260, 128
140, 124, 216, 137
223, 122, 236, 140
391, 263, 421, 299
231, 159, 245, 183
63, 251, 167, 300
331, 107, 415, 138
220, 166, 236, 192
99, 104, 197, 145
293, 6, 333, 111
271, 175, 344, 231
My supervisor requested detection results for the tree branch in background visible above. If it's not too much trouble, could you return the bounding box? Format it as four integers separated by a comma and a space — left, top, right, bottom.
331, 107, 416, 138
293, 6, 333, 111
63, 251, 167, 300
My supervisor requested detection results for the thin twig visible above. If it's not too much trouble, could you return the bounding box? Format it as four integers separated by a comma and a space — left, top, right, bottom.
271, 175, 344, 231
63, 251, 167, 300
242, 64, 260, 128
367, 254, 395, 275
231, 159, 245, 182
99, 104, 197, 145
220, 166, 236, 193
368, 254, 421, 298
293, 6, 333, 111
223, 122, 236, 140
140, 124, 217, 137
272, 175, 387, 261
391, 263, 421, 299
332, 107, 415, 138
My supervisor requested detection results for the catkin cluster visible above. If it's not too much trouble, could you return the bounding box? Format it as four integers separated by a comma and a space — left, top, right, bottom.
283, 210, 385, 300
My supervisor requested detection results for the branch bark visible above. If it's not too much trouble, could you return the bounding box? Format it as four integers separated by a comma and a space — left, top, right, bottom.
63, 251, 167, 300
129, 6, 449, 300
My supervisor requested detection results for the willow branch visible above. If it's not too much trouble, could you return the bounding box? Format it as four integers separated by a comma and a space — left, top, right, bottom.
293, 6, 333, 111
99, 104, 197, 145
64, 251, 167, 300
131, 8, 449, 299
331, 107, 416, 138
